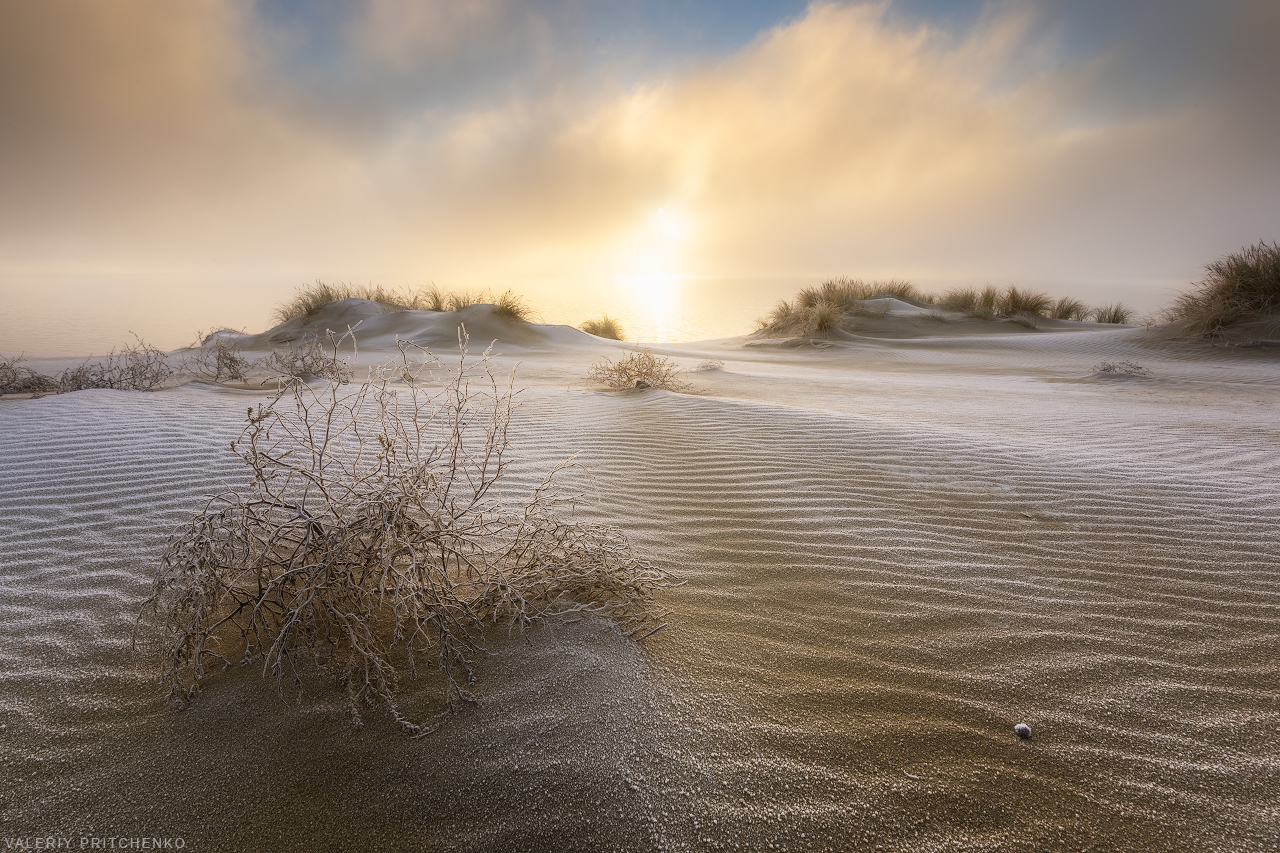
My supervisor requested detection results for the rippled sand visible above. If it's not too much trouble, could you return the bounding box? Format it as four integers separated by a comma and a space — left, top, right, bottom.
2, 322, 1278, 851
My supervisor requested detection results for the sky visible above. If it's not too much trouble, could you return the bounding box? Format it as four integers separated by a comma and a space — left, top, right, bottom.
2, 0, 1279, 349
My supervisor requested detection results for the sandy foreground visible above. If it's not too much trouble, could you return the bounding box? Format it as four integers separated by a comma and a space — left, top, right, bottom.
1, 304, 1278, 852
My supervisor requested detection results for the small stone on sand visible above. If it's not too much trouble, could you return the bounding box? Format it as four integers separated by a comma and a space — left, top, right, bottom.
1014, 723, 1032, 739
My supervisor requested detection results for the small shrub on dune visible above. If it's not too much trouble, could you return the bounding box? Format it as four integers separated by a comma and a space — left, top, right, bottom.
4, 338, 175, 396
692, 360, 724, 371
1095, 361, 1150, 376
57, 336, 174, 392
261, 333, 353, 384
580, 316, 625, 340
588, 348, 690, 391
0, 354, 59, 397
187, 337, 252, 383
1164, 241, 1280, 337
1093, 303, 1134, 325
141, 339, 671, 733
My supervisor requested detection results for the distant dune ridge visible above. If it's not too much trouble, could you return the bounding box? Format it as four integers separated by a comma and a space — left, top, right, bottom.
1, 248, 1279, 850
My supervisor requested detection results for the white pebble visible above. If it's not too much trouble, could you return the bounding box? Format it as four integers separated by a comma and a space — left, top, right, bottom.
1014, 723, 1032, 739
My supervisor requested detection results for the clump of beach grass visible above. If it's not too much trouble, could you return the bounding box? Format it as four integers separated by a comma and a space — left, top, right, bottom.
273, 282, 407, 323
756, 278, 918, 336
1092, 303, 1134, 325
938, 285, 1128, 325
273, 282, 537, 324
588, 348, 690, 391
1050, 297, 1091, 321
490, 290, 535, 322
580, 316, 625, 340
140, 336, 671, 733
1163, 241, 1280, 337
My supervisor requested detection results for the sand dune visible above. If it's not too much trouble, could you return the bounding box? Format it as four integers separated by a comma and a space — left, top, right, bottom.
2, 316, 1278, 851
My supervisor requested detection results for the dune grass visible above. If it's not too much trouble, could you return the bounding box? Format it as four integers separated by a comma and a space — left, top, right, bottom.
1163, 241, 1280, 337
580, 316, 625, 340
1092, 303, 1134, 325
142, 339, 671, 733
757, 279, 919, 335
1050, 296, 1091, 321
273, 281, 536, 323
758, 278, 1138, 337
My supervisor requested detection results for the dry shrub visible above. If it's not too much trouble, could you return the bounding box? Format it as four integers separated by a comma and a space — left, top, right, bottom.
1095, 361, 1151, 376
261, 333, 353, 384
1164, 241, 1280, 337
57, 337, 174, 392
588, 348, 690, 391
187, 338, 252, 383
0, 354, 59, 396
1093, 303, 1134, 325
692, 360, 724, 371
141, 337, 671, 733
580, 316, 625, 340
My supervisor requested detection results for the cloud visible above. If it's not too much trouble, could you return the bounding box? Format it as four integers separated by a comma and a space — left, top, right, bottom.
1, 0, 1277, 305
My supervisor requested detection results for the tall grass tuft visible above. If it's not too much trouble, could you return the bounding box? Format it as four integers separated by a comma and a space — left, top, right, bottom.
1093, 303, 1134, 325
580, 316, 625, 340
490, 290, 534, 322
273, 282, 407, 323
757, 278, 920, 336
996, 287, 1052, 317
1050, 296, 1091, 321
1164, 241, 1280, 337
939, 288, 979, 312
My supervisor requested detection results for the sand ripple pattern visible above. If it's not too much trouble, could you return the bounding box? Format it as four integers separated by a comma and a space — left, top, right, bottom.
2, 333, 1278, 852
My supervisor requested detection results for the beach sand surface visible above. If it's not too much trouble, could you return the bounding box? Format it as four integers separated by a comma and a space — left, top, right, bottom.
2, 307, 1278, 851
